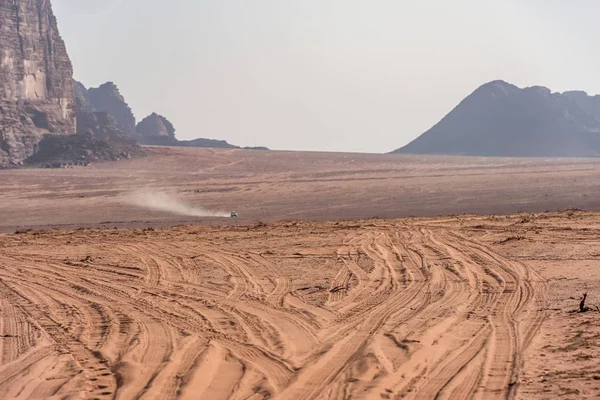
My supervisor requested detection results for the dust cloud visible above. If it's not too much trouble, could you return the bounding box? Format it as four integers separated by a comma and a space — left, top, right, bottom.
126, 190, 230, 217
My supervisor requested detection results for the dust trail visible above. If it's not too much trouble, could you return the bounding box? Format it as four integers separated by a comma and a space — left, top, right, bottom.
126, 190, 230, 217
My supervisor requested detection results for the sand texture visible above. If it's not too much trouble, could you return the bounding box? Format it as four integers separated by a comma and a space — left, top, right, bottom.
1, 148, 600, 399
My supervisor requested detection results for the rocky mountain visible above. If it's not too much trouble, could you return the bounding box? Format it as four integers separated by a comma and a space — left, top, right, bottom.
73, 81, 269, 150
136, 113, 175, 139
393, 80, 600, 157
73, 80, 94, 113
77, 86, 267, 150
28, 111, 146, 165
0, 0, 76, 167
20, 73, 147, 166
135, 112, 268, 150
81, 82, 136, 135
0, 0, 256, 168
563, 91, 600, 120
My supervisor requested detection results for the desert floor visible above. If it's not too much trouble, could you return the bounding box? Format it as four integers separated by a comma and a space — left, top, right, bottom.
1, 148, 600, 399
1, 147, 600, 232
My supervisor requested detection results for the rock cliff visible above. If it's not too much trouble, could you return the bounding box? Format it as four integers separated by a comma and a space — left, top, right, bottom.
0, 0, 75, 166
393, 80, 600, 157
84, 82, 136, 135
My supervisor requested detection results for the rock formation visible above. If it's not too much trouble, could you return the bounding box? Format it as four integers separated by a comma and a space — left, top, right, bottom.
25, 77, 147, 165
28, 130, 145, 165
77, 82, 268, 151
73, 80, 94, 113
0, 0, 257, 167
0, 0, 75, 166
563, 91, 600, 120
136, 113, 176, 139
84, 82, 136, 135
393, 80, 600, 157
135, 112, 268, 149
28, 111, 146, 165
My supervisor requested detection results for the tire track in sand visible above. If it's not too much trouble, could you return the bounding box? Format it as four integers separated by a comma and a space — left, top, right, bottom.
0, 221, 547, 400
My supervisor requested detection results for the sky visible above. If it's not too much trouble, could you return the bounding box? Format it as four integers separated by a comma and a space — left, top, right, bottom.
52, 0, 600, 153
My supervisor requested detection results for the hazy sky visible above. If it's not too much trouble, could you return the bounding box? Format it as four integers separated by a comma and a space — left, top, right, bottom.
53, 0, 600, 153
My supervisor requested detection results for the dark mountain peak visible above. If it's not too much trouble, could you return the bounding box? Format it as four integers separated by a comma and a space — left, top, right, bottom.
393, 80, 600, 157
98, 81, 118, 90
481, 79, 516, 89
474, 80, 520, 98
89, 82, 127, 103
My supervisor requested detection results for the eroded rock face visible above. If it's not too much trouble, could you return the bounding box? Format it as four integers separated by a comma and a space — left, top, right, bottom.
85, 82, 136, 135
136, 113, 176, 138
0, 0, 75, 166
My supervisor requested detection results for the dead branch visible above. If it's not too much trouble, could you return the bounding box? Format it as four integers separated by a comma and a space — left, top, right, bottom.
580, 292, 589, 312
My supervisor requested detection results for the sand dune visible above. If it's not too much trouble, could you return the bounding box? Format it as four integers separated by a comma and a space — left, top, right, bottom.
4, 213, 587, 399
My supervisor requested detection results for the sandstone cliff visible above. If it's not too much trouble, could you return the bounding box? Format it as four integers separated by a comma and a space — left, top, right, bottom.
0, 0, 75, 166
393, 80, 600, 157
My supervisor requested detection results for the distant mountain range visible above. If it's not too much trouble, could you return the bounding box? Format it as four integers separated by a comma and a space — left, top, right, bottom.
393, 80, 600, 157
76, 82, 269, 151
